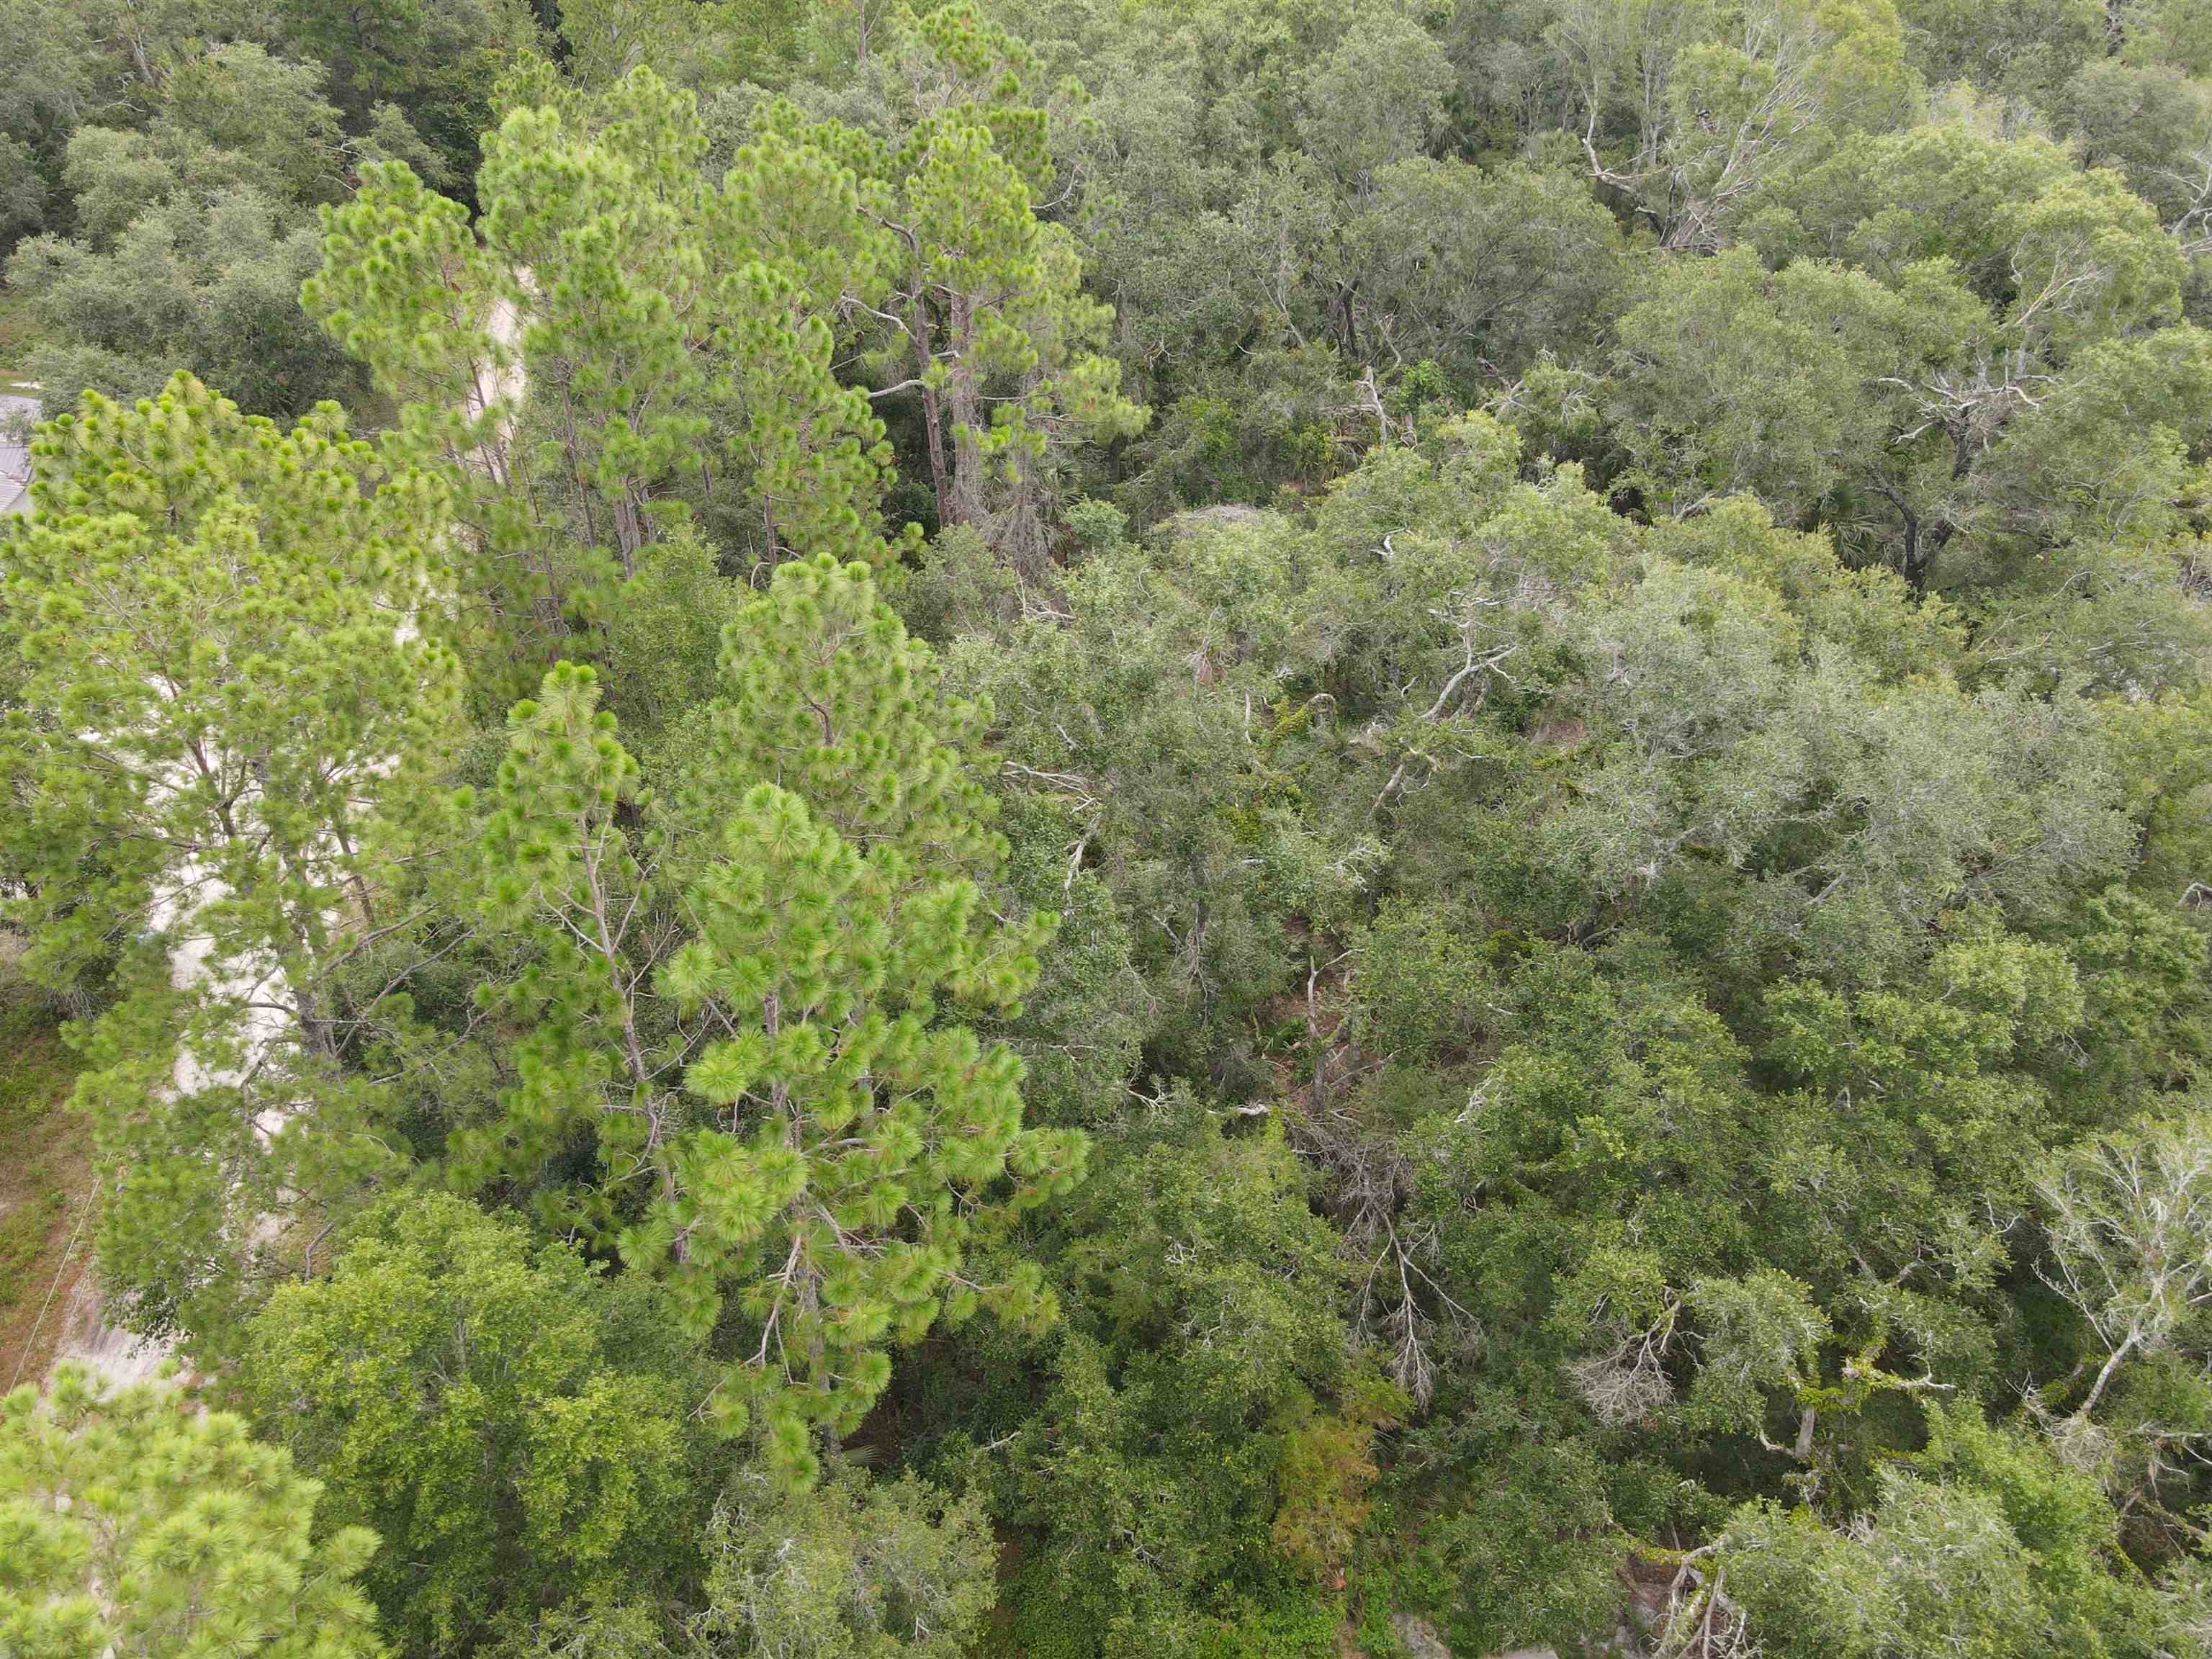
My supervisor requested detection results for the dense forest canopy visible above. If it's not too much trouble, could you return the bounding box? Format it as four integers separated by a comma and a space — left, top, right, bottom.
3, 0, 2212, 1655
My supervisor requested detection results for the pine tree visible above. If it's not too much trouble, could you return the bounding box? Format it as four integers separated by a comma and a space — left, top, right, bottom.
306, 68, 914, 690
685, 546, 1007, 870
302, 155, 559, 676
663, 776, 1079, 1483
454, 657, 683, 1233
464, 554, 1084, 1486
0, 1366, 385, 1658
0, 374, 464, 1338
747, 3, 1148, 570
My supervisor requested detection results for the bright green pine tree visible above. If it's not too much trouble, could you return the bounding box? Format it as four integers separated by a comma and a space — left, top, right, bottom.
0, 373, 461, 1002
487, 67, 911, 581
0, 1366, 385, 1658
462, 554, 1085, 1487
301, 152, 563, 675
685, 544, 1010, 873
306, 67, 913, 692
663, 776, 1077, 1484
475, 68, 722, 580
0, 374, 464, 1341
714, 125, 919, 576
749, 2, 1147, 570
460, 655, 685, 1237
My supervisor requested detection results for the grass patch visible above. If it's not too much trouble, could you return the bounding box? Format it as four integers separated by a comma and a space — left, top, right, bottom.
0, 281, 40, 389
0, 948, 91, 1386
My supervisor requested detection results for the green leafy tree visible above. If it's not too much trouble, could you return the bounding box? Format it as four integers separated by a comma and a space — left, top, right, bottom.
1352, 158, 1624, 388
240, 1192, 703, 1656
1894, 0, 2104, 104
2035, 1106, 2212, 1423
1606, 246, 1966, 530
554, 0, 729, 87
998, 1095, 1362, 1658
1560, 0, 1920, 251
1671, 1402, 2172, 1658
279, 0, 541, 183
1705, 117, 2210, 603
0, 1365, 385, 1658
2062, 58, 2212, 233
0, 0, 111, 245
0, 37, 403, 415
0, 132, 44, 248
156, 42, 352, 207
6, 180, 368, 419
1290, 8, 1451, 194
2121, 0, 2212, 75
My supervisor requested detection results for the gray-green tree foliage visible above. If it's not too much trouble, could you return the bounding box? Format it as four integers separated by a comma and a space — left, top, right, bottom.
691, 1465, 995, 1658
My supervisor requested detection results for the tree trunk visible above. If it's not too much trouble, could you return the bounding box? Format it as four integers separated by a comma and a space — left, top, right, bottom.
945, 292, 990, 531
613, 492, 644, 579
909, 302, 952, 529
2076, 1331, 2141, 1421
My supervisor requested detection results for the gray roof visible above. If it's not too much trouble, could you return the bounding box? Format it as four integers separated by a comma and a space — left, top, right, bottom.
1, 392, 35, 516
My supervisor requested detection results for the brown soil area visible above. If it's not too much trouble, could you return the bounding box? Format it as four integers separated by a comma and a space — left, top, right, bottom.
0, 952, 94, 1390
